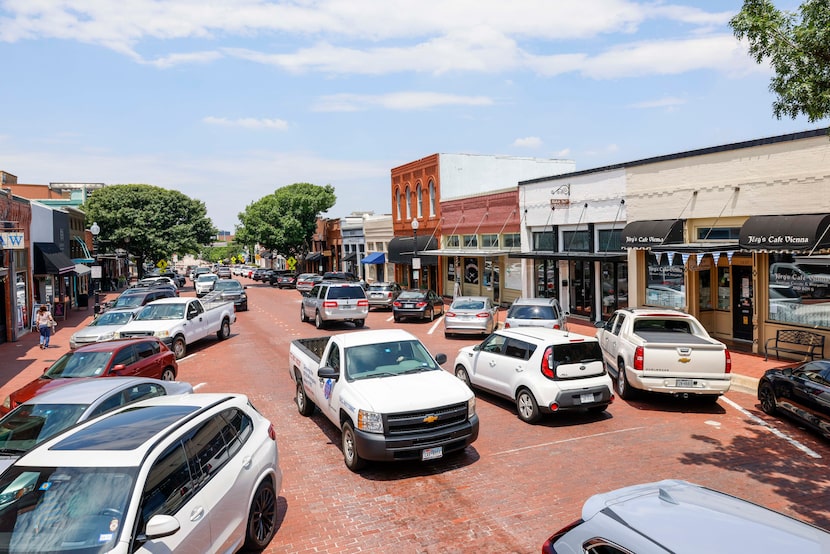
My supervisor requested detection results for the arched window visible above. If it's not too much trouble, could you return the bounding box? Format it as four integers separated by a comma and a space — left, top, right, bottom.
416, 183, 423, 218
395, 188, 401, 221
428, 180, 436, 217
404, 186, 410, 220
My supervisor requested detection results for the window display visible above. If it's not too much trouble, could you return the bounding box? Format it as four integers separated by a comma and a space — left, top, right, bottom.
768, 254, 830, 328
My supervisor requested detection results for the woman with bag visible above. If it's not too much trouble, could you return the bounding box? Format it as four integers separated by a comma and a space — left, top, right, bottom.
35, 305, 56, 349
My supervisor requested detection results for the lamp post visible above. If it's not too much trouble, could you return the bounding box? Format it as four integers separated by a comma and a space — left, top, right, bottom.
411, 218, 420, 289
89, 222, 101, 312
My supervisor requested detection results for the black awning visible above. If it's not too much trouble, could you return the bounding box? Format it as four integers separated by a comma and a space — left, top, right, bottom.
508, 251, 627, 262
343, 252, 357, 262
651, 241, 741, 253
305, 252, 323, 262
740, 213, 830, 252
620, 219, 684, 248
388, 236, 438, 266
34, 243, 75, 275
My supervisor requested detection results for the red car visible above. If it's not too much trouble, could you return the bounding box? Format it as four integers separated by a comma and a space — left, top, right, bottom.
1, 338, 178, 414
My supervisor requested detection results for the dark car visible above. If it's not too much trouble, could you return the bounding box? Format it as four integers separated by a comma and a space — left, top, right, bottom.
366, 281, 402, 310
0, 338, 179, 415
758, 359, 830, 439
323, 271, 359, 282
272, 272, 297, 288
212, 278, 248, 311
109, 287, 177, 310
392, 289, 445, 322
252, 268, 274, 282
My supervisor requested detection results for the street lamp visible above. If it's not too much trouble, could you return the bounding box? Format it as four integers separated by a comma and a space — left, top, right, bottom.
89, 222, 101, 312
411, 218, 420, 289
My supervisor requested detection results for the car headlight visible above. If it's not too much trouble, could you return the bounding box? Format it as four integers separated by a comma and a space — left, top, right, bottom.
240, 293, 247, 299
357, 410, 383, 433
467, 396, 476, 419
157, 330, 170, 338
98, 331, 115, 342
2, 396, 10, 410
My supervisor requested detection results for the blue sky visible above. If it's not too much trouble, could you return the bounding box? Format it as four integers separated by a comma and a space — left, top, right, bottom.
0, 0, 818, 232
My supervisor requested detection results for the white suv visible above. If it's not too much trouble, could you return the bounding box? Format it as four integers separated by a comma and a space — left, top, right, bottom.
301, 282, 368, 329
0, 393, 282, 553
453, 327, 613, 423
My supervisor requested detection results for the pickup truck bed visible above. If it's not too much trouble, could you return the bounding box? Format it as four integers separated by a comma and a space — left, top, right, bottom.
635, 331, 714, 346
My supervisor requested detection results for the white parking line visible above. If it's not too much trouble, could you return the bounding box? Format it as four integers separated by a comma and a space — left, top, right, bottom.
721, 396, 821, 459
492, 427, 647, 456
428, 317, 443, 335
192, 382, 207, 390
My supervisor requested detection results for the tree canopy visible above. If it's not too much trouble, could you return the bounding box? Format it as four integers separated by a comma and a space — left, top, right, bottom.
83, 184, 216, 277
236, 183, 336, 259
730, 0, 830, 122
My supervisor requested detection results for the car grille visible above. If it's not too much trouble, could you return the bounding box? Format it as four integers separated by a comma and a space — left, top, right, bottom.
385, 403, 468, 437
119, 331, 155, 338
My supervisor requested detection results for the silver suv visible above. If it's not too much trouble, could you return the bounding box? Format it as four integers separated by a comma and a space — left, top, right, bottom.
301, 282, 368, 329
504, 297, 568, 331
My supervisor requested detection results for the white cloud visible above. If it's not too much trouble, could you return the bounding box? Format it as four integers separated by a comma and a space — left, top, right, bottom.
203, 117, 289, 130
145, 51, 224, 68
553, 148, 571, 158
313, 92, 493, 112
628, 97, 687, 110
513, 136, 542, 148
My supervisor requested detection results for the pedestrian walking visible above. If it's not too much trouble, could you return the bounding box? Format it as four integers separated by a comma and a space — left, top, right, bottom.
35, 304, 56, 349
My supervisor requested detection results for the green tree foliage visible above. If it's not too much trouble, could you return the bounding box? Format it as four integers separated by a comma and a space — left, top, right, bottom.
236, 183, 336, 258
201, 244, 243, 264
730, 0, 830, 122
84, 184, 216, 277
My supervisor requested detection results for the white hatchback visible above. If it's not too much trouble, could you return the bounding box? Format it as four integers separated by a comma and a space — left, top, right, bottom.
0, 393, 281, 553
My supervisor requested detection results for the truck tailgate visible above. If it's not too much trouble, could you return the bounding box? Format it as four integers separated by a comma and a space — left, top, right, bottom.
640, 341, 727, 378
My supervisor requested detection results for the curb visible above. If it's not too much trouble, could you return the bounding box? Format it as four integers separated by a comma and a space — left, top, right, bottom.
729, 373, 759, 396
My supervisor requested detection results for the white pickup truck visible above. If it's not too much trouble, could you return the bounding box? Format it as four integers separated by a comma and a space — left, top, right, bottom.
289, 328, 479, 471
595, 308, 731, 401
117, 296, 236, 359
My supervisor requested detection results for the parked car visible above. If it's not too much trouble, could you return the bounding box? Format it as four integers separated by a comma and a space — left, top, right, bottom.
296, 273, 323, 293
135, 276, 179, 291
270, 271, 297, 288
158, 269, 186, 287
70, 307, 141, 349
194, 272, 219, 296
301, 282, 368, 329
542, 480, 830, 553
107, 287, 178, 310
216, 265, 232, 279
454, 328, 613, 422
503, 297, 568, 331
190, 266, 210, 282
0, 377, 193, 474
0, 393, 282, 552
211, 278, 249, 311
392, 289, 445, 322
758, 359, 830, 439
366, 281, 402, 309
0, 338, 179, 414
323, 271, 359, 282
444, 296, 498, 337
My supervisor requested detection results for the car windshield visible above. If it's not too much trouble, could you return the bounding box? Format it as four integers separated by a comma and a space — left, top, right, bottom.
508, 305, 554, 319
112, 295, 145, 308
46, 352, 114, 378
344, 340, 439, 381
0, 465, 136, 553
0, 403, 88, 453
213, 281, 242, 291
398, 291, 426, 300
135, 304, 184, 320
197, 275, 217, 283
90, 311, 134, 326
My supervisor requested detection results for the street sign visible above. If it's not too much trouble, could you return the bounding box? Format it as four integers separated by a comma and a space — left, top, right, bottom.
287, 256, 297, 270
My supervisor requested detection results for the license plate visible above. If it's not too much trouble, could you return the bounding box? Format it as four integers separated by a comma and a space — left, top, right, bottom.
676, 379, 694, 387
580, 393, 594, 404
405, 303, 414, 308
422, 446, 443, 461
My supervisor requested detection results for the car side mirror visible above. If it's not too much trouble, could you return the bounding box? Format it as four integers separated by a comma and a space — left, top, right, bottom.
782, 368, 793, 377
243, 285, 248, 289
594, 321, 606, 329
143, 514, 180, 540
434, 353, 447, 365
317, 366, 339, 380
110, 364, 127, 373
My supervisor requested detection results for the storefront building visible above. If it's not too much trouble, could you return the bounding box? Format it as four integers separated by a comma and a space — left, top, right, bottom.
361, 214, 394, 284
0, 189, 32, 343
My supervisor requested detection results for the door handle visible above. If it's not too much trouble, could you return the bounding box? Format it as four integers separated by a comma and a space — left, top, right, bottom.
489, 360, 497, 367
515, 366, 524, 372
242, 456, 252, 469
190, 506, 205, 522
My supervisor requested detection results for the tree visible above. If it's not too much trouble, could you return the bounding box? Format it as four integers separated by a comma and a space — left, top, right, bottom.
236, 183, 336, 259
83, 184, 216, 277
730, 0, 830, 122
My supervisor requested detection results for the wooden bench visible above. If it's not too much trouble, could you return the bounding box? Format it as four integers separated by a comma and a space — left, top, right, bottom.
764, 329, 825, 361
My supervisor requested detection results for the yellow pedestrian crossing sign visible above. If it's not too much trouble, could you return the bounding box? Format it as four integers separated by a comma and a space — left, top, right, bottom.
286, 257, 297, 270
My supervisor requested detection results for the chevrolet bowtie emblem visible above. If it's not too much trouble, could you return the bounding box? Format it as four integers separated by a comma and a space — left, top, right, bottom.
423, 414, 438, 424
678, 357, 691, 363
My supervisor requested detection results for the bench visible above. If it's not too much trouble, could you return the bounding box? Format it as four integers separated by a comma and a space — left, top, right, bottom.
764, 329, 825, 361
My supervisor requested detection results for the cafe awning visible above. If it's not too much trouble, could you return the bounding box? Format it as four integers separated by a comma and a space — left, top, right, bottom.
418, 248, 512, 257
343, 252, 357, 262
34, 242, 75, 275
739, 213, 830, 252
620, 219, 684, 249
387, 236, 438, 266
361, 252, 386, 264
305, 252, 323, 262
508, 251, 627, 262
74, 263, 92, 276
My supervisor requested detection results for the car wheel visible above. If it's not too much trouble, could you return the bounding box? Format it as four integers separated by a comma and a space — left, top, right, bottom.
300, 305, 308, 322
616, 360, 635, 400
216, 318, 230, 340
315, 311, 325, 329
427, 307, 434, 322
354, 319, 365, 328
161, 367, 176, 381
515, 388, 541, 423
243, 479, 278, 551
341, 421, 366, 472
172, 336, 186, 359
296, 376, 316, 416
455, 365, 472, 389
758, 382, 778, 415
394, 314, 401, 323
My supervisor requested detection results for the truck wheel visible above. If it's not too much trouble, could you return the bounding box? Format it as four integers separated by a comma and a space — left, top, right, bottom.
242, 479, 278, 551
454, 365, 472, 389
300, 305, 308, 322
315, 311, 325, 329
161, 367, 176, 381
516, 388, 540, 423
758, 382, 778, 415
296, 377, 316, 416
341, 421, 366, 472
172, 337, 186, 359
354, 319, 365, 328
216, 318, 230, 340
616, 361, 635, 400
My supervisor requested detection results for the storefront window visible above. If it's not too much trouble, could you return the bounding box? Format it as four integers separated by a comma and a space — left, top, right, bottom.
601, 262, 628, 318
481, 234, 499, 248
699, 269, 712, 310
532, 231, 556, 251
646, 253, 685, 309
717, 267, 730, 310
464, 258, 479, 284
15, 273, 29, 331
597, 229, 622, 252
463, 235, 478, 248
768, 254, 830, 328
562, 230, 590, 252
535, 260, 557, 298
445, 235, 460, 248
503, 233, 520, 248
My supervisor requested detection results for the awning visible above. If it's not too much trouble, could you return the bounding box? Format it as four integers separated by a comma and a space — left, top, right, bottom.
388, 236, 439, 266
651, 241, 740, 253
620, 219, 684, 248
34, 243, 76, 275
74, 263, 92, 276
418, 248, 513, 257
740, 213, 830, 252
508, 251, 627, 262
305, 252, 323, 262
343, 252, 357, 262
361, 252, 386, 264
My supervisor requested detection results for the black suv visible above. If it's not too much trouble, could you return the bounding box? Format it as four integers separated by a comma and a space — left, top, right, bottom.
109, 287, 177, 310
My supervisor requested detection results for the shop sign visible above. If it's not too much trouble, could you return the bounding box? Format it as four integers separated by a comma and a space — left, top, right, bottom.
0, 232, 25, 250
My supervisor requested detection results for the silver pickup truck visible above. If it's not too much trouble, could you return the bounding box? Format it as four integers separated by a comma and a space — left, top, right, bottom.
595, 308, 731, 401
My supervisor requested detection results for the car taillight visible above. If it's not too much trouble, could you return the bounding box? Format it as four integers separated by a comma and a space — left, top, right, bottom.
393, 301, 401, 307
323, 301, 338, 308
386, 292, 392, 297
357, 299, 369, 307
504, 322, 511, 328
633, 346, 644, 371
552, 323, 560, 329
476, 312, 490, 318
416, 302, 427, 308
268, 423, 276, 441
541, 346, 555, 379
725, 349, 732, 373
446, 311, 456, 318
542, 518, 583, 554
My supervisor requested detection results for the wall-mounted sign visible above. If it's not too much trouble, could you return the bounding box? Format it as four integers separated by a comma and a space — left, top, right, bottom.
0, 232, 25, 250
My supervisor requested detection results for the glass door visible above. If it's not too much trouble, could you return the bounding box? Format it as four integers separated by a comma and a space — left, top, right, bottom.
569, 260, 595, 317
